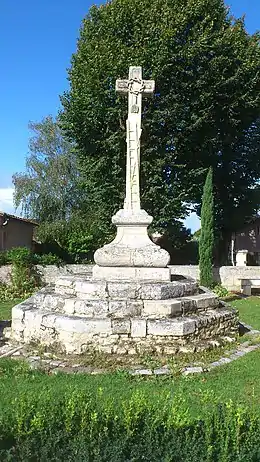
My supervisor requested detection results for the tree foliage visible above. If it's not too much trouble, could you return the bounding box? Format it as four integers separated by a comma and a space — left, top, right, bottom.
199, 168, 214, 287
13, 116, 83, 222
60, 0, 260, 256
12, 116, 110, 260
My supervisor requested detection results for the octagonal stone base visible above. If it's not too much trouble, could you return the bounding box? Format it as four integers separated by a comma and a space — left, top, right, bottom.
11, 272, 239, 355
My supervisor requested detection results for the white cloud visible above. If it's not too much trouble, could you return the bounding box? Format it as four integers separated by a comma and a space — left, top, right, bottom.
0, 188, 15, 214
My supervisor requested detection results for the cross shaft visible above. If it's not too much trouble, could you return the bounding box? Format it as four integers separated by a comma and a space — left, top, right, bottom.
116, 67, 155, 211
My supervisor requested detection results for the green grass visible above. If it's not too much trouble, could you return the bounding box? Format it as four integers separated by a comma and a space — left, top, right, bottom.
230, 296, 260, 330
0, 296, 260, 460
0, 295, 259, 413
0, 299, 23, 320
0, 347, 259, 413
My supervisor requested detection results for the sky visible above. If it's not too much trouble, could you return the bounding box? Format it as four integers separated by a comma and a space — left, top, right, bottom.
0, 0, 259, 231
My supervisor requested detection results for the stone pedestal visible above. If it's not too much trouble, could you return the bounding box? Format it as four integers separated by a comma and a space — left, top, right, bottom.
92, 266, 171, 281
94, 209, 170, 269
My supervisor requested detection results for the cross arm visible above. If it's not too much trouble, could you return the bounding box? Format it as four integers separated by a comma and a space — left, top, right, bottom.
116, 79, 128, 95
116, 79, 155, 97
142, 80, 155, 97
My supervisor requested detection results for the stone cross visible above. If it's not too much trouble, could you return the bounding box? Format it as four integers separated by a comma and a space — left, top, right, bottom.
116, 67, 155, 212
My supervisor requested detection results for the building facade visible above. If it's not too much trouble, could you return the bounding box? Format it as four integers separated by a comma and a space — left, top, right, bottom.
234, 217, 260, 266
0, 213, 37, 251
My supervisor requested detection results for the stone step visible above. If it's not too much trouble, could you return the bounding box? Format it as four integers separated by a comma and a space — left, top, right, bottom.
143, 299, 182, 317
12, 300, 237, 355
33, 292, 142, 318
54, 276, 199, 300
34, 287, 217, 319
179, 293, 219, 314
142, 293, 218, 317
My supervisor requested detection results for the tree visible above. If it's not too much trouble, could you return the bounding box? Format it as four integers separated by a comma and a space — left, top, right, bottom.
60, 0, 260, 256
199, 168, 214, 287
13, 116, 82, 222
12, 116, 112, 260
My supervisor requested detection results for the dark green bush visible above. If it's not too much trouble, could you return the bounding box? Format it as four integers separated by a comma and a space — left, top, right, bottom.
0, 251, 8, 266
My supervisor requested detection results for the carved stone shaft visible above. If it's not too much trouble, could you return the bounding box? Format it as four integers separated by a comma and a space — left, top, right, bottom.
94, 66, 170, 270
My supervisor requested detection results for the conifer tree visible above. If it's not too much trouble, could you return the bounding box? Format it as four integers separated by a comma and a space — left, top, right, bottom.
199, 167, 214, 287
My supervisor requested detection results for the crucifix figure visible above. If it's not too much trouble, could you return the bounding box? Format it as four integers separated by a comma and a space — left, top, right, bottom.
116, 67, 155, 211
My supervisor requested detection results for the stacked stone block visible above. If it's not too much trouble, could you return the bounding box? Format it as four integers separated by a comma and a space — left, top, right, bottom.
11, 274, 238, 355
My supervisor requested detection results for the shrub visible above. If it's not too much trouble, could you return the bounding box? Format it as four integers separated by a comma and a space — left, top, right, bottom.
0, 247, 41, 301
0, 378, 259, 462
6, 247, 34, 266
34, 253, 63, 266
212, 284, 230, 298
0, 251, 8, 266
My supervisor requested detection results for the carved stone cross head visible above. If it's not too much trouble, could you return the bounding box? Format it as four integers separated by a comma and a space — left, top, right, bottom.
116, 66, 155, 114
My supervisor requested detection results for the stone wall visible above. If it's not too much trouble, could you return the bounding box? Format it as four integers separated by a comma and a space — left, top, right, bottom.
169, 265, 260, 290
1, 263, 260, 291
0, 264, 93, 286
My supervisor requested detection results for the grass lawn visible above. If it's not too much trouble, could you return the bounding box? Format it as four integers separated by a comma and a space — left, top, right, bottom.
230, 296, 260, 330
0, 296, 260, 460
0, 299, 23, 320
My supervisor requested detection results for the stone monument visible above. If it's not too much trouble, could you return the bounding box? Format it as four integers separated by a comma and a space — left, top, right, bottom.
94, 66, 170, 280
11, 67, 238, 355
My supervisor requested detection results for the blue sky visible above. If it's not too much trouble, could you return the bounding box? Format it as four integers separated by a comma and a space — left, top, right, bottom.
0, 0, 259, 231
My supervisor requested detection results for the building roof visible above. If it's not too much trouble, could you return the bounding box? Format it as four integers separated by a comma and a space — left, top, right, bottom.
0, 212, 38, 226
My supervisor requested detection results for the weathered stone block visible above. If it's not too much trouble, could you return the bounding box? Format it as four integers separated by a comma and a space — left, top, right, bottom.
131, 319, 147, 337
182, 294, 218, 310
55, 286, 75, 296
139, 281, 197, 300
33, 289, 50, 304
112, 319, 131, 334
107, 282, 140, 299
64, 299, 75, 315
74, 281, 107, 299
108, 300, 128, 316
163, 345, 179, 354
93, 265, 171, 281
55, 316, 112, 334
127, 300, 143, 316
42, 294, 65, 310
74, 299, 108, 317
55, 276, 75, 288
12, 304, 25, 321
24, 309, 43, 328
41, 314, 58, 328
143, 299, 182, 317
183, 366, 203, 375
147, 319, 195, 336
